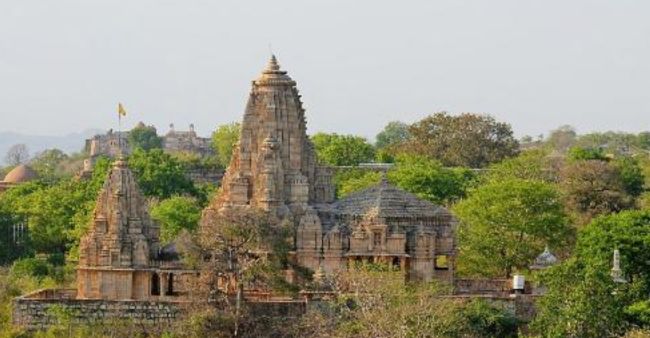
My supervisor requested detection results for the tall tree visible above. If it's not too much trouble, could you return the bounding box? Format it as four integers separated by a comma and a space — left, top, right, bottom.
375, 121, 411, 149
561, 160, 635, 224
128, 123, 162, 151
128, 148, 196, 199
454, 178, 572, 278
402, 112, 519, 168
311, 132, 375, 166
211, 122, 241, 168
4, 144, 29, 166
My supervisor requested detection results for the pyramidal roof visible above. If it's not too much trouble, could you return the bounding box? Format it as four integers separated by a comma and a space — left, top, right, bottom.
332, 178, 446, 218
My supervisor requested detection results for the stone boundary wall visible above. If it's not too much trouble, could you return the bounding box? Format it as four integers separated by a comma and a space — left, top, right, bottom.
12, 289, 186, 331
441, 294, 538, 322
12, 289, 310, 331
454, 278, 533, 296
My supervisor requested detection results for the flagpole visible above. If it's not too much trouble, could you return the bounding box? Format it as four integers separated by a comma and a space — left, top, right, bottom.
118, 103, 123, 157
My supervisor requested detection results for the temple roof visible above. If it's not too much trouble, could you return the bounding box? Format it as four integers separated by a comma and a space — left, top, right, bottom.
331, 178, 446, 219
530, 246, 558, 270
3, 164, 38, 184
254, 55, 296, 86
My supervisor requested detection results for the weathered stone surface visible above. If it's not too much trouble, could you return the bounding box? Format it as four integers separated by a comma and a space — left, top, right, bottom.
77, 157, 162, 300
203, 55, 335, 220
201, 56, 456, 284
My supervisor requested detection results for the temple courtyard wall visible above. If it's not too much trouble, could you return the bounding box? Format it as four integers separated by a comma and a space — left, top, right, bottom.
12, 289, 308, 331
12, 287, 537, 331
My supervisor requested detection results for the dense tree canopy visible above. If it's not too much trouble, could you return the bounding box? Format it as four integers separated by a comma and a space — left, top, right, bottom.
128, 148, 196, 199
29, 149, 69, 181
128, 123, 162, 151
532, 211, 650, 337
454, 178, 572, 278
561, 160, 635, 224
211, 122, 241, 168
387, 155, 475, 205
401, 112, 519, 168
150, 196, 202, 243
311, 132, 375, 166
484, 149, 557, 183
0, 157, 111, 257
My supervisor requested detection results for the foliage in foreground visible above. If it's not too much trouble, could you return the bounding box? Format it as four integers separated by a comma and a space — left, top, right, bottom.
530, 210, 650, 337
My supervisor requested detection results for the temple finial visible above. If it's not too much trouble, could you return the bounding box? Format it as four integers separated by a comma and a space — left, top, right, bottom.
266, 54, 280, 72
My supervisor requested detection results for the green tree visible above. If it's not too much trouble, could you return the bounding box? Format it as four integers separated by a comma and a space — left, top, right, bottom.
150, 196, 202, 243
128, 123, 162, 151
546, 125, 577, 153
531, 258, 626, 338
485, 148, 556, 183
532, 211, 650, 337
211, 122, 241, 168
561, 160, 634, 224
388, 155, 475, 205
613, 156, 645, 197
128, 148, 196, 199
454, 178, 571, 278
0, 156, 110, 258
638, 132, 650, 150
568, 146, 608, 161
375, 121, 410, 149
401, 112, 519, 168
29, 148, 69, 181
311, 132, 375, 166
337, 171, 381, 198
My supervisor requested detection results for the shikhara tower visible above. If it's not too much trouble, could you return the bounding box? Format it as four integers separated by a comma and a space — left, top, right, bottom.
201, 56, 456, 283
204, 55, 335, 220
77, 157, 161, 300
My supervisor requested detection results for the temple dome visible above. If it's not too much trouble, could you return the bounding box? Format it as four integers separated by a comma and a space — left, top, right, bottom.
3, 164, 38, 183
530, 246, 558, 270
332, 178, 447, 219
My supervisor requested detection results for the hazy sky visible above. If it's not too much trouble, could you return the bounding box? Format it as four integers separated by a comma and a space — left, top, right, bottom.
1, 0, 649, 140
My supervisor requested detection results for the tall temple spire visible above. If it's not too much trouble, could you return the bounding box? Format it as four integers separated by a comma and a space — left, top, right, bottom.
202, 56, 334, 219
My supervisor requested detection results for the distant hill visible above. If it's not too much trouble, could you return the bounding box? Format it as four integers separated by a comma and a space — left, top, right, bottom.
0, 129, 104, 165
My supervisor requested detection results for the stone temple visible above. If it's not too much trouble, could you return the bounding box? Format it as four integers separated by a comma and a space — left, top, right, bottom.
15, 56, 550, 330
202, 55, 456, 283
77, 156, 195, 301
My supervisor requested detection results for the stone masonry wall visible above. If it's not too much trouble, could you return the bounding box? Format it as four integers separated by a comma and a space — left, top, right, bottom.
13, 289, 183, 331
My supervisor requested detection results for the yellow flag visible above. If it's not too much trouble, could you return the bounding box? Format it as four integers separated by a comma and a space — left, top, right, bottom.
118, 103, 127, 117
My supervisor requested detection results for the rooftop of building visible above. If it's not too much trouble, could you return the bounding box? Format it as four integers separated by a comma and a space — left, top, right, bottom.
331, 177, 447, 219
3, 164, 38, 184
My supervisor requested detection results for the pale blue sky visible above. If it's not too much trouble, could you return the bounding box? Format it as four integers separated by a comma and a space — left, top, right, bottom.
1, 0, 649, 140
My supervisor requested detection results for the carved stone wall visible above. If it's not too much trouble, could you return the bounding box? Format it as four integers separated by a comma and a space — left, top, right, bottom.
77, 157, 161, 300
204, 55, 335, 221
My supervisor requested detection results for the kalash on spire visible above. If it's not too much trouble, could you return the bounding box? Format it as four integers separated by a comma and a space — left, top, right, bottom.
202, 55, 335, 221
